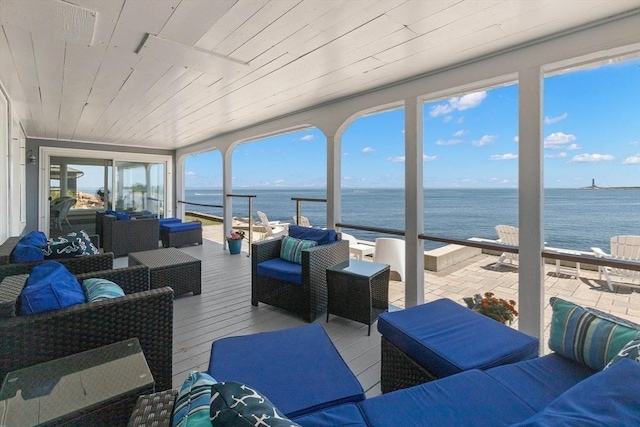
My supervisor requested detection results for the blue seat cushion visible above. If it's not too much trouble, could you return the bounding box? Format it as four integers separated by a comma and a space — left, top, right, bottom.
485, 353, 596, 412
257, 258, 302, 285
159, 217, 181, 225
377, 298, 539, 378
20, 262, 86, 315
359, 369, 537, 427
160, 221, 202, 232
207, 324, 365, 419
511, 358, 640, 426
289, 225, 337, 245
11, 231, 48, 263
293, 403, 368, 427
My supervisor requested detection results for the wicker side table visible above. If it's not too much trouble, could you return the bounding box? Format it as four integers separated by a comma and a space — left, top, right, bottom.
128, 248, 201, 296
326, 259, 390, 335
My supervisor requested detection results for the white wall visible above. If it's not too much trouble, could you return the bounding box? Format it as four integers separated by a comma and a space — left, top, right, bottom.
0, 87, 9, 242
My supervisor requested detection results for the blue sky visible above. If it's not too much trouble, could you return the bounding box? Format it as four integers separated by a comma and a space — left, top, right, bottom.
185, 58, 640, 189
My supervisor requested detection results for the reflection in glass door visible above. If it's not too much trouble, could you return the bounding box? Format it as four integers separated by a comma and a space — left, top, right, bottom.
115, 161, 166, 218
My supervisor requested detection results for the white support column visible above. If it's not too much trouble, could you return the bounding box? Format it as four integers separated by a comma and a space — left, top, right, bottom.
60, 163, 68, 197
326, 134, 341, 229
222, 147, 233, 250
518, 67, 544, 342
405, 97, 425, 307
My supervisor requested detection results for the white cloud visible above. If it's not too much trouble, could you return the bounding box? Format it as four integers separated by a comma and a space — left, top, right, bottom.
453, 129, 468, 137
299, 134, 314, 141
387, 154, 438, 163
622, 154, 640, 164
566, 143, 581, 151
544, 132, 576, 149
423, 154, 438, 162
569, 153, 615, 163
473, 135, 497, 147
362, 147, 375, 153
489, 153, 518, 160
429, 91, 487, 117
545, 152, 568, 158
343, 152, 349, 156
436, 139, 463, 146
544, 112, 568, 124
274, 179, 285, 185
630, 141, 639, 146
185, 171, 197, 178
513, 136, 519, 143
443, 115, 453, 123
387, 156, 405, 163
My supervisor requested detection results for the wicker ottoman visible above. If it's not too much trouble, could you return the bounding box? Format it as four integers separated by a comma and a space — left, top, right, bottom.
160, 222, 202, 248
378, 298, 539, 393
128, 248, 201, 296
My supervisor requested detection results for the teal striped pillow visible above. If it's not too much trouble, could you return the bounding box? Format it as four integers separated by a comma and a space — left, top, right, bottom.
549, 297, 640, 371
280, 236, 318, 264
173, 371, 217, 427
82, 278, 124, 302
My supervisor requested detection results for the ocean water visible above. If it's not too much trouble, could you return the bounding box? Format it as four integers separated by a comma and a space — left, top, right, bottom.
184, 188, 640, 252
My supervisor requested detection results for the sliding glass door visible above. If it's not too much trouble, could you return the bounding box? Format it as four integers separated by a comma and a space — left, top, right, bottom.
115, 161, 165, 217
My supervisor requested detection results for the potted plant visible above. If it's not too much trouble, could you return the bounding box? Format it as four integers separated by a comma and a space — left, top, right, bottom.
463, 292, 518, 324
227, 230, 246, 255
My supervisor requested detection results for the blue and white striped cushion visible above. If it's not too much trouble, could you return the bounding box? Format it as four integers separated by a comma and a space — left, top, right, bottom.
82, 278, 124, 302
280, 236, 318, 264
549, 297, 640, 371
173, 371, 217, 427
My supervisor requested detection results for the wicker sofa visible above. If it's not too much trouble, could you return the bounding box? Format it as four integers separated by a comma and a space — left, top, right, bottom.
100, 213, 160, 257
0, 265, 174, 392
251, 226, 349, 322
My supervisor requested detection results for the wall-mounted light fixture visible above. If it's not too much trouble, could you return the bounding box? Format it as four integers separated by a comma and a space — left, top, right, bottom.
26, 150, 37, 165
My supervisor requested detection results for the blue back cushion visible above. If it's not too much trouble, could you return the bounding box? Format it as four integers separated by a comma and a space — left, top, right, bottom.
106, 210, 131, 220
10, 231, 48, 263
20, 262, 86, 315
288, 225, 337, 245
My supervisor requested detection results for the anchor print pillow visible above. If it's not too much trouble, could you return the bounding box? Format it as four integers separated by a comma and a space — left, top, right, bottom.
209, 382, 300, 427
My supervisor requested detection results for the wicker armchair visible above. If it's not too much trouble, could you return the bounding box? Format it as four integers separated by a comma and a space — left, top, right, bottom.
251, 236, 349, 322
101, 214, 160, 257
0, 265, 174, 391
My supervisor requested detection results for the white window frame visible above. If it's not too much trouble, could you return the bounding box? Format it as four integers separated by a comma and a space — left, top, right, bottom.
38, 147, 173, 234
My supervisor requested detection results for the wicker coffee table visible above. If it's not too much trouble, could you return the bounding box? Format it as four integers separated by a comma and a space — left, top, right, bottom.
128, 248, 201, 296
326, 259, 390, 335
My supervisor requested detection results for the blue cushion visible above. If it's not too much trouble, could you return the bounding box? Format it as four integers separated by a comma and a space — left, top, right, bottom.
20, 262, 86, 315
106, 210, 132, 221
160, 221, 202, 232
511, 358, 640, 427
377, 298, 539, 378
172, 371, 217, 427
280, 236, 318, 264
82, 278, 125, 302
10, 231, 48, 263
159, 217, 181, 225
43, 230, 100, 259
208, 324, 365, 419
288, 225, 337, 245
293, 403, 368, 427
257, 258, 302, 285
210, 382, 300, 427
485, 353, 596, 412
359, 369, 537, 427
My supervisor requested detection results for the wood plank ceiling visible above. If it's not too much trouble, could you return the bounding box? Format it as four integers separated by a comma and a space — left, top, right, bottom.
1, 0, 638, 149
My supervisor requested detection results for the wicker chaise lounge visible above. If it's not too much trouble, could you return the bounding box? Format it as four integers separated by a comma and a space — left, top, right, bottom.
0, 265, 174, 391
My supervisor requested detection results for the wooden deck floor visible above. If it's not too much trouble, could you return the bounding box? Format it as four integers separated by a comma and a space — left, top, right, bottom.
113, 235, 640, 396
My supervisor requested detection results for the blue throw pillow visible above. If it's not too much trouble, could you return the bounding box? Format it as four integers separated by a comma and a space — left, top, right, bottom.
288, 225, 337, 245
20, 262, 86, 315
82, 278, 125, 302
280, 236, 318, 264
173, 371, 217, 427
10, 231, 48, 263
43, 230, 100, 259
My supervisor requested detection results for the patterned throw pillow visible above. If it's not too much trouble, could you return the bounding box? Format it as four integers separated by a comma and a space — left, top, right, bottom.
210, 382, 300, 427
43, 230, 100, 259
82, 278, 125, 302
605, 337, 640, 369
280, 236, 318, 264
549, 297, 640, 370
173, 371, 217, 427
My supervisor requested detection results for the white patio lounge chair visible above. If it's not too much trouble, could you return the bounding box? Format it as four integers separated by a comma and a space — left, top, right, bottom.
257, 211, 287, 240
591, 235, 640, 291
342, 232, 375, 260
292, 215, 311, 227
373, 237, 405, 281
495, 225, 519, 267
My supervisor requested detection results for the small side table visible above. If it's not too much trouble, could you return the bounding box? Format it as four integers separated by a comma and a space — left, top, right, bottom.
326, 259, 390, 335
129, 247, 202, 296
0, 338, 154, 426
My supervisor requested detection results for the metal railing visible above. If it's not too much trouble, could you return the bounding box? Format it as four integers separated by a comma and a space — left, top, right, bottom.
227, 194, 257, 256
291, 197, 326, 225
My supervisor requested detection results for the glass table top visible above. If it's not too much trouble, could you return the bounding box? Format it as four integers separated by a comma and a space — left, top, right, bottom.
0, 338, 153, 427
327, 259, 389, 277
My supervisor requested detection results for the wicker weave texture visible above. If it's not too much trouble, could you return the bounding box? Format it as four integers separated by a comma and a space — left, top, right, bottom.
252, 237, 349, 322
0, 252, 114, 283
0, 267, 174, 391
0, 237, 21, 265
129, 248, 201, 296
160, 228, 202, 248
103, 215, 160, 257
128, 389, 177, 427
380, 336, 438, 393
